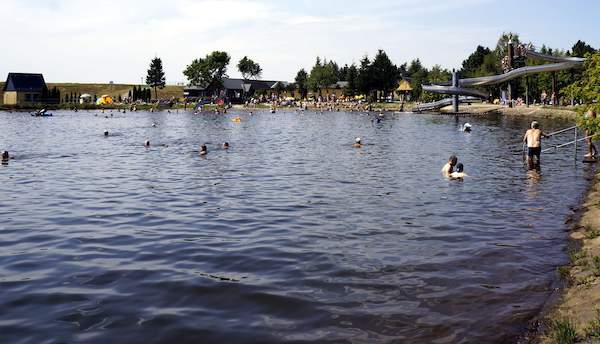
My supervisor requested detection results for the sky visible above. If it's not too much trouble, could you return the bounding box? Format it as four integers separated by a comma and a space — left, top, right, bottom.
1, 0, 598, 84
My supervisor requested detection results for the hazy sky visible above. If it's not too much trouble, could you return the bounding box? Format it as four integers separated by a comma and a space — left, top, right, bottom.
1, 0, 598, 84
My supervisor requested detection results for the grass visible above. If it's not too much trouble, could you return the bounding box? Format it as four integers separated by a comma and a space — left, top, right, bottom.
550, 318, 579, 344
584, 309, 600, 339
46, 83, 184, 101
591, 256, 600, 277
585, 227, 600, 240
557, 266, 572, 281
569, 250, 587, 265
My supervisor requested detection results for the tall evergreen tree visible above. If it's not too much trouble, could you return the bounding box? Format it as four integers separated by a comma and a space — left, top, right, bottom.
295, 69, 309, 99
344, 64, 359, 97
146, 57, 166, 99
371, 49, 397, 100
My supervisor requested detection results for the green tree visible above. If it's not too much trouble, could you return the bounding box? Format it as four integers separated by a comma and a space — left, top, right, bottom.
183, 51, 231, 95
295, 69, 308, 99
146, 57, 166, 99
371, 49, 398, 100
563, 51, 600, 125
344, 64, 359, 97
571, 40, 596, 57
494, 32, 521, 60
407, 59, 428, 100
461, 45, 494, 77
308, 57, 337, 95
357, 56, 374, 99
237, 56, 262, 80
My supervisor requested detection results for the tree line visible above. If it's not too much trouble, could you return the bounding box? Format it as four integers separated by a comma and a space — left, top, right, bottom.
175, 32, 595, 103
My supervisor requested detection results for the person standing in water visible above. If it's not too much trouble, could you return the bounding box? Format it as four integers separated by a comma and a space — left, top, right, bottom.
523, 121, 549, 170
584, 109, 598, 159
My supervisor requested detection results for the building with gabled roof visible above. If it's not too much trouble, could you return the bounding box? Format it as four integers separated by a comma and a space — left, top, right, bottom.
2, 73, 48, 105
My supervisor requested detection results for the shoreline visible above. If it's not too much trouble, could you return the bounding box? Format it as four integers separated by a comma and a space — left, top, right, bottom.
526, 170, 600, 343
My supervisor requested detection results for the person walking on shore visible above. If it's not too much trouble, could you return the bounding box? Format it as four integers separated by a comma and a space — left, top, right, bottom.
523, 121, 549, 170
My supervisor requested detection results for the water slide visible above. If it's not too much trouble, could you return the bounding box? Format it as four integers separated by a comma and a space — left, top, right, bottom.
412, 48, 585, 112
413, 96, 482, 112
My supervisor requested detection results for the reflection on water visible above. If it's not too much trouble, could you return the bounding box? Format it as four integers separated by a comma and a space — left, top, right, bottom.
0, 110, 595, 343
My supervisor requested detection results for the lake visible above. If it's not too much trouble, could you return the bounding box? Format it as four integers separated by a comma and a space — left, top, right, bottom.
0, 109, 595, 343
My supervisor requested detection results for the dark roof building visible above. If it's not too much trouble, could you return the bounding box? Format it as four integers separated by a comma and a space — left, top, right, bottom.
3, 73, 48, 105
3, 73, 47, 92
183, 78, 292, 102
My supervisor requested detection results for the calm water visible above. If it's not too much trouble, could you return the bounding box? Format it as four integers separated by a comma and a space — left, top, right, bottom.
0, 109, 595, 344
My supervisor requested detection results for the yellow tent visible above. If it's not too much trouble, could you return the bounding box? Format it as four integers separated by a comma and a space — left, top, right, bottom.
96, 95, 114, 105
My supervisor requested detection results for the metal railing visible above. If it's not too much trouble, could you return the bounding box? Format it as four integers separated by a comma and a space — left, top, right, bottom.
522, 126, 588, 161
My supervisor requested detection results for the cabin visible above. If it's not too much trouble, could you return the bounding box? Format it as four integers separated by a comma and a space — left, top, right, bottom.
183, 78, 291, 103
2, 73, 48, 105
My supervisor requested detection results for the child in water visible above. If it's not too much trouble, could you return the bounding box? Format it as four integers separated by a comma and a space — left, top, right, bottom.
200, 144, 208, 156
442, 156, 468, 179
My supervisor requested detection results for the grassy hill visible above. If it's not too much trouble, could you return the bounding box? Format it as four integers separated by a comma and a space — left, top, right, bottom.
0, 81, 183, 105
45, 83, 184, 100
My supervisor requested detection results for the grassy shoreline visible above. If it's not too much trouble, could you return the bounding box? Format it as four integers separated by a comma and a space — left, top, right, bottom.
529, 171, 600, 343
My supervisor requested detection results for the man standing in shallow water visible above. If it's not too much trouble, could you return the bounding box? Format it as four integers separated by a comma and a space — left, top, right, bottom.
523, 121, 549, 170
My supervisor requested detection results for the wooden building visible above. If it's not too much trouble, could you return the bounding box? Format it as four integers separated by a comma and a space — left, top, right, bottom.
2, 73, 48, 105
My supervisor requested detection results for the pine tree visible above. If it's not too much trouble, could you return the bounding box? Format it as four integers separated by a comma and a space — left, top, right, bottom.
146, 57, 166, 99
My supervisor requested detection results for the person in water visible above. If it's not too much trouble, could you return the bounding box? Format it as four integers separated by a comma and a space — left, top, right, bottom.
222, 142, 230, 149
200, 144, 208, 155
104, 130, 109, 136
144, 140, 150, 147
441, 155, 458, 176
449, 163, 468, 179
2, 151, 9, 162
463, 123, 472, 132
584, 109, 598, 159
523, 121, 549, 169
352, 137, 363, 148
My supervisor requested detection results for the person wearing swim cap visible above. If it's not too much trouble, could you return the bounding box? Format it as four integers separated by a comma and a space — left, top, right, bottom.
222, 142, 230, 149
104, 130, 109, 136
352, 137, 363, 148
523, 121, 549, 170
144, 140, 150, 147
463, 123, 472, 132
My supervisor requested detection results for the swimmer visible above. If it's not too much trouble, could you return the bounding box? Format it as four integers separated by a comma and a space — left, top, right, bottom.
152, 122, 157, 127
449, 163, 469, 179
222, 142, 230, 149
200, 144, 208, 156
441, 155, 458, 176
144, 140, 150, 147
463, 123, 472, 132
352, 137, 363, 148
104, 130, 109, 136
2, 151, 9, 162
